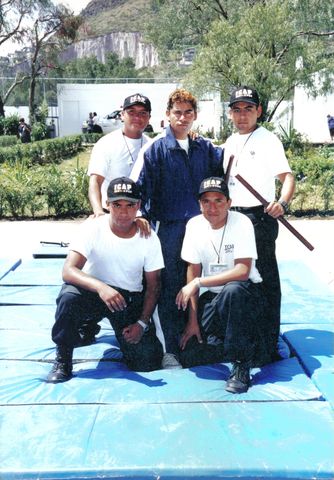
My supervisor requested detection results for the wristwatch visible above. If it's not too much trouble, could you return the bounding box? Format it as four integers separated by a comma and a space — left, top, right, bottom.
278, 200, 289, 214
137, 320, 149, 333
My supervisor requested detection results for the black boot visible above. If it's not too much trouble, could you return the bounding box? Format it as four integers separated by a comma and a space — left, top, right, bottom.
77, 322, 101, 346
47, 346, 73, 383
225, 361, 251, 394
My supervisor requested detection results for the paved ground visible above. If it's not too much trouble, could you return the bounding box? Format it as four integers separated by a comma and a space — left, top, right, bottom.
1, 216, 334, 292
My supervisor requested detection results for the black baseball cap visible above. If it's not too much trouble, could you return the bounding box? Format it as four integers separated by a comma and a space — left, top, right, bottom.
122, 93, 151, 112
229, 86, 260, 107
199, 177, 230, 199
107, 177, 141, 203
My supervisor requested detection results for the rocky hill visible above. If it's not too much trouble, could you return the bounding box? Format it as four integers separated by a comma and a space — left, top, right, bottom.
61, 0, 157, 68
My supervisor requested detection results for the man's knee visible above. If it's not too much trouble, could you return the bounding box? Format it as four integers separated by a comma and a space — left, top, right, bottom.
123, 338, 163, 372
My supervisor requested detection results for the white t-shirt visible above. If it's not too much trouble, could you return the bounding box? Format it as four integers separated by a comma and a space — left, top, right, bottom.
181, 211, 262, 293
130, 130, 166, 181
223, 126, 291, 207
88, 129, 150, 206
177, 138, 189, 153
70, 215, 164, 292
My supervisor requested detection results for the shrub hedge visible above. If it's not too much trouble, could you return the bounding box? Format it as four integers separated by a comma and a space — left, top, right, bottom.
0, 135, 83, 165
0, 134, 333, 219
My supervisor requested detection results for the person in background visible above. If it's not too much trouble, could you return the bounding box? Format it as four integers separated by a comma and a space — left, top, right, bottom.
135, 88, 223, 369
46, 177, 164, 384
223, 86, 295, 362
176, 177, 264, 393
87, 93, 152, 217
18, 118, 31, 143
327, 114, 334, 141
87, 112, 94, 133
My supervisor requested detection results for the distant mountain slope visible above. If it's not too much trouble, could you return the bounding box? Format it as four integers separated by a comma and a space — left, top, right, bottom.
78, 0, 153, 38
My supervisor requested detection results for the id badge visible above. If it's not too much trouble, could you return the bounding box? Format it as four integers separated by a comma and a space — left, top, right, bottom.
209, 263, 227, 275
229, 175, 235, 186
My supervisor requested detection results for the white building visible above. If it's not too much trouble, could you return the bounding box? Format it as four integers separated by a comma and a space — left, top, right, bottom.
293, 80, 334, 143
57, 83, 223, 137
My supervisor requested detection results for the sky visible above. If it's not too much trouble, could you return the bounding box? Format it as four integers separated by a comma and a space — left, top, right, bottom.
54, 0, 91, 14
0, 0, 91, 55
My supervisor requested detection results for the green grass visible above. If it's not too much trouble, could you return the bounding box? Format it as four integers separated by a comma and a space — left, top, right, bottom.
58, 146, 92, 172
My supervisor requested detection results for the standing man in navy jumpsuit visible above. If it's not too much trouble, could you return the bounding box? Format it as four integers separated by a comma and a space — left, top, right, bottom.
136, 88, 223, 368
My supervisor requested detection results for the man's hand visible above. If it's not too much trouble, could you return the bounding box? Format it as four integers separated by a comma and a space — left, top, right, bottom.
134, 217, 151, 238
89, 210, 105, 219
180, 320, 202, 350
122, 323, 144, 344
265, 201, 284, 219
176, 279, 199, 311
97, 284, 127, 312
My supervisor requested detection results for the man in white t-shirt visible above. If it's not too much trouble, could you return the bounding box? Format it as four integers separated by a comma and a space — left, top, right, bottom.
47, 177, 164, 383
176, 177, 265, 394
223, 86, 295, 362
88, 93, 152, 217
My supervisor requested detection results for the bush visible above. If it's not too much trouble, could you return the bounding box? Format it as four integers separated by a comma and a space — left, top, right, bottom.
289, 152, 334, 215
0, 163, 45, 217
278, 123, 310, 157
0, 159, 89, 218
0, 114, 20, 136
81, 132, 103, 144
0, 135, 18, 147
0, 135, 83, 165
31, 121, 48, 141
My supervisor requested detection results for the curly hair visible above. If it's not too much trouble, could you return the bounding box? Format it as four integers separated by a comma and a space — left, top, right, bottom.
166, 88, 197, 112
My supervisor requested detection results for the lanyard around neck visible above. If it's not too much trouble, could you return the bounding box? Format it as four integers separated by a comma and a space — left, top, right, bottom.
235, 125, 258, 167
209, 213, 228, 263
123, 133, 143, 165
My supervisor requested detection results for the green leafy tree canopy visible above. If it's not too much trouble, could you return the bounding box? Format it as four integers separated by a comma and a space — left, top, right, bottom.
145, 0, 334, 120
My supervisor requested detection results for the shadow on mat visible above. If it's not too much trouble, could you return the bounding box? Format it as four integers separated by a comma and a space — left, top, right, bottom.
282, 328, 333, 376
74, 358, 167, 388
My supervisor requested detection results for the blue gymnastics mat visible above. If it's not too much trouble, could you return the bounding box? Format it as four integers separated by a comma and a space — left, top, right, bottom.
281, 323, 334, 375
0, 357, 322, 405
0, 305, 112, 331
1, 402, 333, 479
0, 285, 60, 304
0, 258, 333, 478
0, 304, 57, 329
279, 260, 334, 325
0, 257, 21, 281
0, 258, 63, 285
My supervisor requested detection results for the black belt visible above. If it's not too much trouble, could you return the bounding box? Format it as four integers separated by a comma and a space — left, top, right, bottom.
159, 219, 190, 225
230, 205, 264, 214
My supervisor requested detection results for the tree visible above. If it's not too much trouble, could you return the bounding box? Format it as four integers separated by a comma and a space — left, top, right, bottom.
24, 1, 82, 124
0, 0, 31, 48
0, 74, 30, 116
0, 0, 35, 116
0, 1, 82, 120
145, 0, 334, 120
61, 52, 138, 81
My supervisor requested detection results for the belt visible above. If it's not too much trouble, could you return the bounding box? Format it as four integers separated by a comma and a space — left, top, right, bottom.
159, 219, 189, 225
230, 205, 264, 214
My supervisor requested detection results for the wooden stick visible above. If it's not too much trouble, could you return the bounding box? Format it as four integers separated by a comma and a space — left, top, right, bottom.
235, 174, 314, 251
224, 155, 234, 184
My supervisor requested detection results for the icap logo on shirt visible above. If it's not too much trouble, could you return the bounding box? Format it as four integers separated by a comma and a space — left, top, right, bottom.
224, 244, 234, 254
